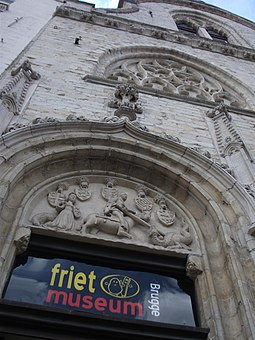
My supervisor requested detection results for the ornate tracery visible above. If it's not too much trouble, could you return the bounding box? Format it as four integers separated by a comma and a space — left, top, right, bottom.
106, 57, 246, 108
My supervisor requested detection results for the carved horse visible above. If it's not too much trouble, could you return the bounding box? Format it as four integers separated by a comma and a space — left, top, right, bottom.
79, 213, 135, 239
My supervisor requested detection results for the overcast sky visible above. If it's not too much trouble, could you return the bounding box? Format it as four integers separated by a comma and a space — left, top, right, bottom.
88, 0, 255, 22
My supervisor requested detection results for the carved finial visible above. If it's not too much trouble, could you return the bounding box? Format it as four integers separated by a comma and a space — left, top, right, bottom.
11, 60, 40, 80
206, 102, 231, 120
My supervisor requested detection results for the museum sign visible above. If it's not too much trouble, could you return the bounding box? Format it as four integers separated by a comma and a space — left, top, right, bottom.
3, 256, 196, 326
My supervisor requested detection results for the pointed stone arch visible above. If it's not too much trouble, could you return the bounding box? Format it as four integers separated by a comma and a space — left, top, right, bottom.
0, 121, 254, 338
93, 46, 255, 110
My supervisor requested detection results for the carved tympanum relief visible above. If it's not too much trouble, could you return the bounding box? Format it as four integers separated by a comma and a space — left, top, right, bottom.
25, 176, 196, 253
106, 58, 246, 109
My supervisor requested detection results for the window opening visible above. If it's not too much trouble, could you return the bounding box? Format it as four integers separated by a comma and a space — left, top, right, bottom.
176, 21, 198, 36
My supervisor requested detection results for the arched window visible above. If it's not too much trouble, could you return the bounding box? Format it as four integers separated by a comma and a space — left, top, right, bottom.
172, 11, 250, 47
176, 20, 198, 36
206, 27, 228, 43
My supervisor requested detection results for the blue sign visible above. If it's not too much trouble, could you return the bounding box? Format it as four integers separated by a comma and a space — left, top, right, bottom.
3, 256, 196, 326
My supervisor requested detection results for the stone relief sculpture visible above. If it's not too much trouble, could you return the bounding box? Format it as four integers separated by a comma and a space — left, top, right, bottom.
80, 191, 136, 239
149, 219, 192, 250
46, 192, 81, 231
75, 176, 91, 201
47, 182, 69, 210
108, 83, 143, 121
106, 58, 245, 108
154, 195, 175, 227
135, 185, 153, 222
28, 177, 195, 252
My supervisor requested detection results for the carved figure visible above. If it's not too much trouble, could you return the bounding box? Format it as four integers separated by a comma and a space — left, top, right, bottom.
81, 213, 134, 239
155, 195, 175, 227
45, 192, 81, 231
149, 221, 192, 249
75, 176, 91, 201
104, 192, 130, 232
80, 192, 134, 239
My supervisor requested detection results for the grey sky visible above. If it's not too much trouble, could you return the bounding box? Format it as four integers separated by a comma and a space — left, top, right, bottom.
87, 0, 255, 22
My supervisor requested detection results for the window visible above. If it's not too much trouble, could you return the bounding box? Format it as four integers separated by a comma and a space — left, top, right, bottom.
176, 21, 198, 36
206, 27, 228, 43
0, 233, 209, 339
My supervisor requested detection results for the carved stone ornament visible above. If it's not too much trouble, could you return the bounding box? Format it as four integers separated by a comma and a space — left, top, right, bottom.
32, 117, 59, 124
66, 114, 88, 122
154, 195, 175, 227
108, 83, 143, 121
14, 227, 31, 255
107, 59, 246, 109
3, 122, 27, 134
47, 182, 69, 210
0, 60, 40, 115
75, 176, 92, 201
131, 120, 149, 131
135, 185, 153, 212
190, 146, 211, 159
27, 177, 196, 253
206, 103, 243, 157
101, 177, 119, 201
244, 184, 255, 199
186, 255, 203, 280
149, 220, 192, 250
100, 116, 124, 123
162, 133, 181, 143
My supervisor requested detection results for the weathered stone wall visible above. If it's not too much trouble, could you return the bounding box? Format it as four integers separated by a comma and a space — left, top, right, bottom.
11, 14, 254, 164
0, 1, 255, 339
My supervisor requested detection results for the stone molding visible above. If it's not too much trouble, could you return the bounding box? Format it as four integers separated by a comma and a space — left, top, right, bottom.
54, 6, 255, 62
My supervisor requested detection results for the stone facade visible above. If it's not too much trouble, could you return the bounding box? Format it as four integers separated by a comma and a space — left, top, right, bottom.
0, 0, 255, 339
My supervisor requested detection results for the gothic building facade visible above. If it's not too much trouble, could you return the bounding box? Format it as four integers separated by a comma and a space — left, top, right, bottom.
0, 0, 255, 339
